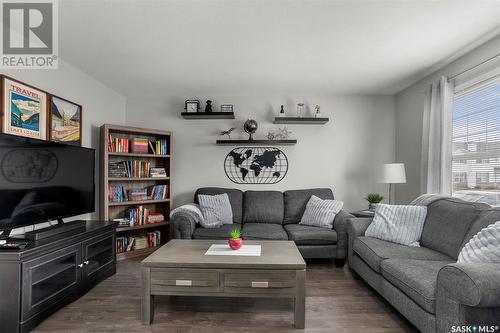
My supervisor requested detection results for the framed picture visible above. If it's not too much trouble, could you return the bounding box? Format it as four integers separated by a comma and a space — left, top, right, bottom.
1, 76, 47, 140
185, 99, 200, 113
49, 95, 82, 146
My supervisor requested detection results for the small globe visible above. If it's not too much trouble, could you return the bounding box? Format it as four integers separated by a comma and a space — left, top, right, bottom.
243, 119, 258, 134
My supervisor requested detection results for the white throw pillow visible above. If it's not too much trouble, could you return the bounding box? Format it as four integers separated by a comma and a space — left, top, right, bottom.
299, 195, 344, 229
198, 193, 233, 228
365, 204, 427, 246
457, 221, 500, 264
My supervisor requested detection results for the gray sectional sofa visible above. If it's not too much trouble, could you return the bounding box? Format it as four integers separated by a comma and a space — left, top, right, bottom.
347, 197, 500, 333
172, 187, 354, 265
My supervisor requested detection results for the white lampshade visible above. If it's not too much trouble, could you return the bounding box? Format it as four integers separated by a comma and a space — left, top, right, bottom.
379, 163, 407, 184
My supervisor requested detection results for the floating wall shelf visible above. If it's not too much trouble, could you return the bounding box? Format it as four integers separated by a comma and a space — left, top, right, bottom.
216, 139, 297, 146
181, 112, 235, 119
273, 117, 329, 124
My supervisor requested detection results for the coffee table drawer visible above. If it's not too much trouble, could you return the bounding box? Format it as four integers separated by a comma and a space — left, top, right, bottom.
224, 270, 296, 295
150, 268, 220, 293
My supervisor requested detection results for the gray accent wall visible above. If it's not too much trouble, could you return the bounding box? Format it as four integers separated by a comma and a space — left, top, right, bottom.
395, 34, 500, 204
126, 95, 396, 211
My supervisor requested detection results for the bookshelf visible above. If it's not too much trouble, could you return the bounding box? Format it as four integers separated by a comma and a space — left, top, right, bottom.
100, 124, 172, 260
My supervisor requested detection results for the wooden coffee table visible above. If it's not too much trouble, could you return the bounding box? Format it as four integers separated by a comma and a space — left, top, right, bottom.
141, 239, 306, 328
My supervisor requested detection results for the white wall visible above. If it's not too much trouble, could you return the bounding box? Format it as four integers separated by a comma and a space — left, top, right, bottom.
395, 35, 500, 204
126, 95, 396, 211
1, 60, 126, 231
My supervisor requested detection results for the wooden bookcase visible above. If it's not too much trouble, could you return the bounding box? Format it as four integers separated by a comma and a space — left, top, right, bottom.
100, 124, 172, 260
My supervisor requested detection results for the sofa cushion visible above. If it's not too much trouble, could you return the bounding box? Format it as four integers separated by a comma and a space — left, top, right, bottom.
299, 195, 343, 229
243, 191, 284, 224
284, 224, 337, 245
193, 224, 241, 240
242, 223, 288, 240
380, 259, 453, 313
198, 193, 232, 227
353, 236, 452, 273
365, 204, 427, 246
458, 221, 500, 264
420, 198, 486, 259
283, 188, 334, 224
195, 188, 243, 223
460, 208, 500, 251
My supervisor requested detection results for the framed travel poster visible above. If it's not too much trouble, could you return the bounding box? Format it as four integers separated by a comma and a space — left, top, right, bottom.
1, 76, 47, 140
49, 95, 82, 146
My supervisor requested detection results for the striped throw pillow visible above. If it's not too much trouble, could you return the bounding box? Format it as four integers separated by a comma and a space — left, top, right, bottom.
365, 204, 427, 246
458, 221, 500, 264
299, 195, 344, 229
198, 193, 233, 228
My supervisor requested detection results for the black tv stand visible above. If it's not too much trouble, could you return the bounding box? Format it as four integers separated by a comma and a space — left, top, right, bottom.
24, 220, 86, 241
0, 220, 117, 333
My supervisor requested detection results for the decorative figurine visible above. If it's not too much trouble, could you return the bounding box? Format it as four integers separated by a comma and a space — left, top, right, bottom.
205, 100, 213, 113
314, 105, 322, 118
243, 119, 258, 141
275, 126, 292, 140
220, 127, 235, 139
266, 131, 275, 140
279, 105, 285, 117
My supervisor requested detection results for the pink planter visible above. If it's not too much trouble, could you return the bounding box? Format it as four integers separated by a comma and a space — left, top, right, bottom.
229, 238, 243, 250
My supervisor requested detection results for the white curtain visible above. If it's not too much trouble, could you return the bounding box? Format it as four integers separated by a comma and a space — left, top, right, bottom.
421, 76, 454, 194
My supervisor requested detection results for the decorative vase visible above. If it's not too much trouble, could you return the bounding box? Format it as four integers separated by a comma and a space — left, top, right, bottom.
369, 203, 378, 211
297, 103, 304, 117
229, 238, 243, 250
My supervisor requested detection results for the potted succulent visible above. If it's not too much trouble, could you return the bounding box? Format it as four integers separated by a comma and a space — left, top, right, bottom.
229, 229, 243, 250
366, 193, 384, 210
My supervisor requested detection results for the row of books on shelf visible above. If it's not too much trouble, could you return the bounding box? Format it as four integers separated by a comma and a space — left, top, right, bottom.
152, 139, 169, 155
108, 136, 131, 153
108, 135, 169, 155
113, 206, 165, 226
109, 185, 169, 202
109, 160, 166, 178
116, 231, 161, 254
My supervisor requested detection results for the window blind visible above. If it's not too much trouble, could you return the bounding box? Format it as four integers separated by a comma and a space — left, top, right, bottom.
452, 71, 500, 206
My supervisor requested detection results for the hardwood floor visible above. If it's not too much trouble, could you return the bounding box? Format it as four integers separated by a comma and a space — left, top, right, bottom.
34, 257, 417, 333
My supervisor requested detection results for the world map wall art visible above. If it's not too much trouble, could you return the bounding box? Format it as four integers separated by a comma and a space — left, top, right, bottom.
224, 147, 288, 184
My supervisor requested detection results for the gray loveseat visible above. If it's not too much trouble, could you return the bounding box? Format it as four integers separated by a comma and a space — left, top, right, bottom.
172, 187, 353, 266
347, 197, 500, 333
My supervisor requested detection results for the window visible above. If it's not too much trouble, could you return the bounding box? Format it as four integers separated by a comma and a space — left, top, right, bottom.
452, 71, 500, 206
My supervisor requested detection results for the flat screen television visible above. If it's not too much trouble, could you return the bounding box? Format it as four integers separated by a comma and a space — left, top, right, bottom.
0, 133, 95, 234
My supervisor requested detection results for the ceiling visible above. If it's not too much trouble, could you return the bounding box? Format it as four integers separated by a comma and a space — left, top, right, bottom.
59, 0, 500, 97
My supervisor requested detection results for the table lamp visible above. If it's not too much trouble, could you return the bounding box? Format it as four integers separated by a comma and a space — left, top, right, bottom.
379, 163, 406, 204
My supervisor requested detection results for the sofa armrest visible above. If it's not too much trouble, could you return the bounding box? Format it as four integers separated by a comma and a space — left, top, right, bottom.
172, 214, 197, 239
346, 217, 372, 238
438, 263, 500, 307
346, 217, 373, 265
333, 210, 354, 260
333, 210, 354, 234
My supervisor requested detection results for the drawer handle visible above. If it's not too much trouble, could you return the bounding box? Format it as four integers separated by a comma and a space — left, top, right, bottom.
84, 260, 89, 265
251, 281, 269, 288
175, 279, 192, 286
77, 263, 83, 268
